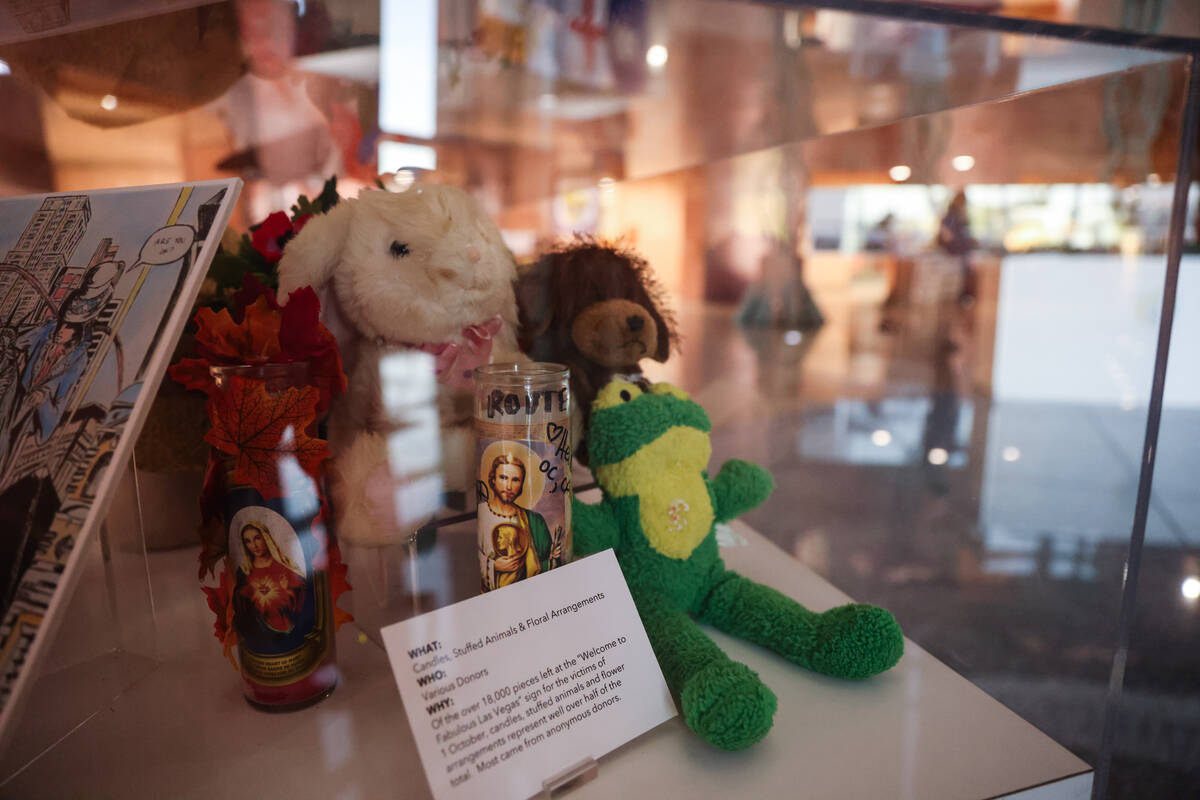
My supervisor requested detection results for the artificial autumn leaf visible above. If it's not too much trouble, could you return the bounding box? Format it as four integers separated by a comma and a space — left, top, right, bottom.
300, 342, 344, 417
279, 286, 346, 413
168, 357, 217, 396
194, 295, 282, 364
201, 562, 239, 670
278, 286, 327, 356
197, 513, 227, 581
196, 451, 229, 579
204, 376, 328, 500
230, 273, 280, 323
327, 542, 354, 631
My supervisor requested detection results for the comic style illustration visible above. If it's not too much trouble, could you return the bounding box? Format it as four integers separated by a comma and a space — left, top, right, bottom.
0, 180, 241, 724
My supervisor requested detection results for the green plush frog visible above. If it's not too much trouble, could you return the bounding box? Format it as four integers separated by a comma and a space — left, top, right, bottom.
573, 379, 904, 750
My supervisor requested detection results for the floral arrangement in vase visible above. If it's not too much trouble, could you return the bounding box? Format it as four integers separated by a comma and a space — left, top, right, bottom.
133, 178, 344, 552
201, 176, 341, 311
168, 276, 352, 685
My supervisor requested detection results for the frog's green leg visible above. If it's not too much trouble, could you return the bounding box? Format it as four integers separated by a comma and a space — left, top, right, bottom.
634, 589, 776, 750
697, 571, 904, 680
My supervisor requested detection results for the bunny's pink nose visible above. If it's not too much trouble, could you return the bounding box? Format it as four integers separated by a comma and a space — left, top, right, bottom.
466, 245, 481, 263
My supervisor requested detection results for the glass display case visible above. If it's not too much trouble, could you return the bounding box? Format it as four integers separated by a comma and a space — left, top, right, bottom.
0, 1, 1197, 798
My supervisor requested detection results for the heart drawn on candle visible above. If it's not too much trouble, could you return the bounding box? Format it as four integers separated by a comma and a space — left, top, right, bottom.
546, 422, 567, 444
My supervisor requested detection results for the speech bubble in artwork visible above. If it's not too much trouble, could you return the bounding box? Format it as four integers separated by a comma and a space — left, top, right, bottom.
139, 224, 195, 265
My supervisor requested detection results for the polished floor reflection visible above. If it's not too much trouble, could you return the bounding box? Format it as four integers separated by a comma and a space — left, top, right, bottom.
643, 253, 1200, 797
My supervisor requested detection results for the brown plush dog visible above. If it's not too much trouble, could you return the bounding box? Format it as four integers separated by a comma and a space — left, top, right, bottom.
516, 239, 677, 464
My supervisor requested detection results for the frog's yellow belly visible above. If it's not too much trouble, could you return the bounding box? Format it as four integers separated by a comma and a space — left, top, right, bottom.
636, 474, 713, 560
593, 425, 716, 560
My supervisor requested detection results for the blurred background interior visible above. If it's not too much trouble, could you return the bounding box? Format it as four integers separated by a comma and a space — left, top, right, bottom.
1, 0, 1199, 796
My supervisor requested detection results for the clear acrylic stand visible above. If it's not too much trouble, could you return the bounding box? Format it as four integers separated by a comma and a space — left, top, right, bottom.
344, 522, 443, 646
538, 756, 599, 798
0, 455, 159, 781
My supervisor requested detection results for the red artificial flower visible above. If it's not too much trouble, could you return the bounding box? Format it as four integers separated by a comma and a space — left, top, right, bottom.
250, 211, 295, 264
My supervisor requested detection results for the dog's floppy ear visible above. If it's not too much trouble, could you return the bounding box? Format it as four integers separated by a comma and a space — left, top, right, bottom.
621, 250, 675, 363
515, 257, 555, 346
649, 303, 672, 362
277, 199, 354, 299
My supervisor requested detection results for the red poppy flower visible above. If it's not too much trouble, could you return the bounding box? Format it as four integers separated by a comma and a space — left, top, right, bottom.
250, 211, 295, 264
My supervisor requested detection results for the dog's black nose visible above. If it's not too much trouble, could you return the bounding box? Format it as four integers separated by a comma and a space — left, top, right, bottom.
626, 315, 645, 332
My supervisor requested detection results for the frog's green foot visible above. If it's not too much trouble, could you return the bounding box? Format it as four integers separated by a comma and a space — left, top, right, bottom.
808, 603, 904, 680
680, 661, 777, 750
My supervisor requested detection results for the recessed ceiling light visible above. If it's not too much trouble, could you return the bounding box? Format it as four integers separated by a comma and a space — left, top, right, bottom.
1182, 576, 1200, 600
385, 169, 415, 192
951, 155, 975, 172
927, 448, 949, 465
871, 429, 892, 447
646, 44, 669, 69
888, 165, 911, 182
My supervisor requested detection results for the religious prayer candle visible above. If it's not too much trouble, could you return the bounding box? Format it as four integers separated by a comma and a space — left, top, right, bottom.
473, 363, 572, 593
209, 362, 339, 709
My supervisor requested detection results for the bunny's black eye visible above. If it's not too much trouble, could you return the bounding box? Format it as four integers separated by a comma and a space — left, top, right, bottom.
390, 241, 410, 258
619, 390, 632, 402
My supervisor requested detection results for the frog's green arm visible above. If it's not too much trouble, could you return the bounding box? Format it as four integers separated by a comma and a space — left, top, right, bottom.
572, 496, 621, 556
706, 459, 774, 523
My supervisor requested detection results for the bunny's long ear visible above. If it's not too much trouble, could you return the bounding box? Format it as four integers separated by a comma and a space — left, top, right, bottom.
277, 198, 357, 352
277, 199, 353, 299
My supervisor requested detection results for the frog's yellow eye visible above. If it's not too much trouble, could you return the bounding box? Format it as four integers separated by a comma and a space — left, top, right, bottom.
595, 379, 643, 410
648, 382, 689, 401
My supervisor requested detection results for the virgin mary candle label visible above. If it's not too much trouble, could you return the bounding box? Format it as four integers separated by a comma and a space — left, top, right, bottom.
225, 484, 336, 688
474, 364, 572, 593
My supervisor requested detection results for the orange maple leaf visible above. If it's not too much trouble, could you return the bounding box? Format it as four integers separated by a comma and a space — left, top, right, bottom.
201, 562, 239, 670
196, 513, 227, 581
194, 295, 282, 364
204, 376, 328, 500
168, 357, 217, 396
327, 542, 354, 631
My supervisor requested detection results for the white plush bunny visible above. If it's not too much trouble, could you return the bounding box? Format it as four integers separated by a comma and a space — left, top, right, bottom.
277, 183, 521, 545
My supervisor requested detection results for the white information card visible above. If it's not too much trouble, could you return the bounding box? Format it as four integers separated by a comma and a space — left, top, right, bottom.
382, 550, 677, 800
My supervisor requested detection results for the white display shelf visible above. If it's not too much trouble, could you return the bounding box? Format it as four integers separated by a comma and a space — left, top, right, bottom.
0, 514, 1090, 800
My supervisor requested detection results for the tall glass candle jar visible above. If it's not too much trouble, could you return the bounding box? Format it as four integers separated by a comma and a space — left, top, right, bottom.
343, 349, 444, 644
473, 363, 572, 592
209, 362, 339, 709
